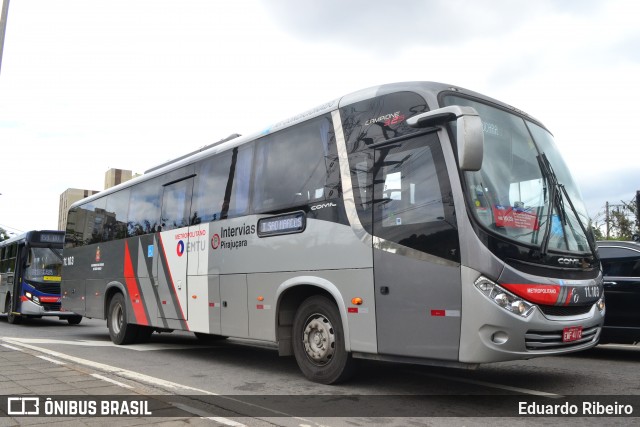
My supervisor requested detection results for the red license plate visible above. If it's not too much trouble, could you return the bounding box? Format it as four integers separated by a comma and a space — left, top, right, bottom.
562, 326, 583, 342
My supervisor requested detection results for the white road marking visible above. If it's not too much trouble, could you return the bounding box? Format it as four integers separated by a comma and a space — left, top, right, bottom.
406, 370, 563, 398
205, 417, 247, 427
1, 343, 23, 351
36, 355, 67, 365
2, 337, 204, 351
1, 337, 328, 426
91, 373, 133, 389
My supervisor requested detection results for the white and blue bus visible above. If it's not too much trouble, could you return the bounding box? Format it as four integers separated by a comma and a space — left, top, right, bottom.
62, 82, 604, 383
0, 230, 82, 325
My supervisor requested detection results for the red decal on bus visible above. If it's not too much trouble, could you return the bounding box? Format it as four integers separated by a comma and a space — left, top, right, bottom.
431, 310, 446, 316
348, 307, 358, 313
124, 241, 149, 326
502, 283, 560, 305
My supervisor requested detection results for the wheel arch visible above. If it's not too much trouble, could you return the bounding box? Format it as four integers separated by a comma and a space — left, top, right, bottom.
104, 281, 127, 320
275, 276, 351, 356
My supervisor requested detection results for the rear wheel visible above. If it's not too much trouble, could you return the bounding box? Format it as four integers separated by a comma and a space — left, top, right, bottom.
66, 315, 83, 325
6, 295, 22, 325
292, 295, 356, 384
107, 293, 140, 344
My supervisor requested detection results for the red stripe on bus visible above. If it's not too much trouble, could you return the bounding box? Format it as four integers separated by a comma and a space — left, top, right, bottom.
564, 287, 574, 306
431, 310, 446, 316
348, 307, 358, 313
124, 241, 149, 326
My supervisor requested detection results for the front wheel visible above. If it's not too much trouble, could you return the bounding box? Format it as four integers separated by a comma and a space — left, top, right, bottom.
292, 295, 356, 384
6, 295, 22, 325
107, 293, 139, 344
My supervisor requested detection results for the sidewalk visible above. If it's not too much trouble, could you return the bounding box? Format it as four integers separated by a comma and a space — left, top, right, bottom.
0, 341, 220, 426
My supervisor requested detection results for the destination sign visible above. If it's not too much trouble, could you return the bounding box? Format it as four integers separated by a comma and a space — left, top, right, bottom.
39, 233, 65, 244
257, 212, 306, 238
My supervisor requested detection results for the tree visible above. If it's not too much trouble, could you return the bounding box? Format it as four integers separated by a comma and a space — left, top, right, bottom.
0, 226, 10, 241
591, 224, 604, 241
595, 197, 640, 241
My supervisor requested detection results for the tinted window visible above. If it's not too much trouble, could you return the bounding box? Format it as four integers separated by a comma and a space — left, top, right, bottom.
600, 247, 640, 277
128, 178, 162, 236
104, 189, 130, 242
65, 207, 81, 248
78, 197, 107, 245
354, 133, 458, 261
253, 114, 339, 213
341, 91, 428, 152
161, 177, 194, 231
191, 144, 254, 224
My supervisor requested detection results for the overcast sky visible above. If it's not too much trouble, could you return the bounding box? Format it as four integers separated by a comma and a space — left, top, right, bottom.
1, 0, 639, 235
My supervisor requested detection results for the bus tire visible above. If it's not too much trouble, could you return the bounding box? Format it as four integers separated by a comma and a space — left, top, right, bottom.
66, 315, 83, 325
6, 295, 22, 325
107, 293, 139, 345
292, 295, 356, 384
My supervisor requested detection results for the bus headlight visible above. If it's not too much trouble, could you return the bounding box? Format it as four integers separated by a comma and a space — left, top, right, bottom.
24, 291, 40, 304
596, 296, 605, 314
475, 276, 534, 318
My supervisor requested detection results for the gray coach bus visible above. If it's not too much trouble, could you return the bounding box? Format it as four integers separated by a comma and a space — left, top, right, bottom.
62, 82, 604, 383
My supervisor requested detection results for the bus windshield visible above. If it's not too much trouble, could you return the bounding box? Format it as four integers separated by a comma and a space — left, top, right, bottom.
444, 95, 591, 255
24, 247, 63, 283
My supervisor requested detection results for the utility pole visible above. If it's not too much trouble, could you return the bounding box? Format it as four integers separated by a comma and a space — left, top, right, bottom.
605, 201, 610, 240
636, 190, 640, 226
0, 0, 10, 75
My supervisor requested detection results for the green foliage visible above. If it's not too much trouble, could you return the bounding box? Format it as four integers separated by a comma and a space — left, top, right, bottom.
0, 227, 9, 241
595, 197, 640, 241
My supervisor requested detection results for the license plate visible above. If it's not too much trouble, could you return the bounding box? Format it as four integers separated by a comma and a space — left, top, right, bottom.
562, 326, 583, 342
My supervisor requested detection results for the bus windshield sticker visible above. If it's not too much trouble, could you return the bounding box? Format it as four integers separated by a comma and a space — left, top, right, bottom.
492, 205, 540, 230
258, 212, 306, 238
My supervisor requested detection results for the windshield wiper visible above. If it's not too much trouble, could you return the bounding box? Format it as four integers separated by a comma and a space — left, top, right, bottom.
536, 153, 596, 259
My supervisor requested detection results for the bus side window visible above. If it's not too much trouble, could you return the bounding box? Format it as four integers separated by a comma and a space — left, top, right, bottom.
128, 178, 162, 236
191, 144, 253, 224
161, 177, 194, 231
252, 115, 336, 213
72, 199, 107, 246
104, 189, 131, 241
192, 153, 231, 224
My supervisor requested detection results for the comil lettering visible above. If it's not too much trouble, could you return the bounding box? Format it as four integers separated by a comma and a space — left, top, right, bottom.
311, 202, 337, 211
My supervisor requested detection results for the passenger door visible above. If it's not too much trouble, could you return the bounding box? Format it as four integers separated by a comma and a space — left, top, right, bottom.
372, 133, 462, 360
156, 173, 194, 322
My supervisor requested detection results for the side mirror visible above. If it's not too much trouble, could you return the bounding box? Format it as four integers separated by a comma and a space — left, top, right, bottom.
407, 105, 484, 171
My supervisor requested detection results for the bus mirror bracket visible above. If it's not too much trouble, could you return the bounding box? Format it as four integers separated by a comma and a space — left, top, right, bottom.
407, 105, 484, 171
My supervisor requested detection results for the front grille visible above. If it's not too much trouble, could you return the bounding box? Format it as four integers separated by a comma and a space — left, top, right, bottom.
28, 282, 60, 295
538, 304, 593, 317
525, 326, 599, 351
42, 302, 62, 312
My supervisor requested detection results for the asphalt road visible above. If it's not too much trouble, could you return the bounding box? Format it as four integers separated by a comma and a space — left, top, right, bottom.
1, 315, 639, 426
